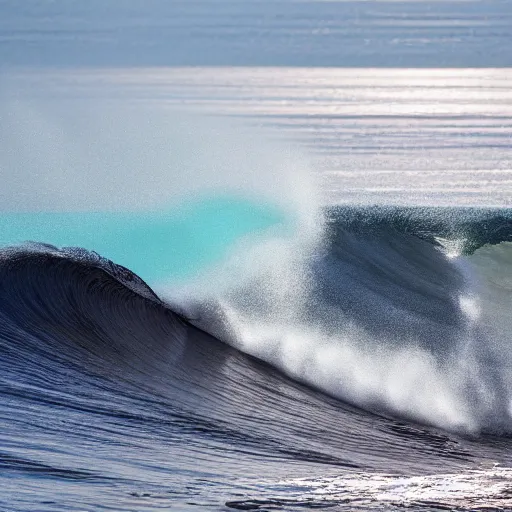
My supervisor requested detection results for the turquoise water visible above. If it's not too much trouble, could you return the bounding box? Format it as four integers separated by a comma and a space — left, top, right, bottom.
0, 196, 286, 283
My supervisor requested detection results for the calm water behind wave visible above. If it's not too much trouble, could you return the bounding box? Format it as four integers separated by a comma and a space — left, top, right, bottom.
1, 0, 511, 67
15, 66, 512, 207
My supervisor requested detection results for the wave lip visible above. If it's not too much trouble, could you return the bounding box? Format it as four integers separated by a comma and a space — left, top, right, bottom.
0, 243, 483, 469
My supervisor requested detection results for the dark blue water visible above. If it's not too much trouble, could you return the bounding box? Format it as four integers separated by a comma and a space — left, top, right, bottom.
2, 1, 512, 510
1, 0, 511, 67
1, 206, 512, 510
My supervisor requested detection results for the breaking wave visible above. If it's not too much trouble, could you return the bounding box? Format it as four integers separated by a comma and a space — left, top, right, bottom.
2, 91, 512, 510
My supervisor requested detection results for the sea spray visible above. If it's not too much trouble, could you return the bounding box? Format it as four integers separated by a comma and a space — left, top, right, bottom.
1, 87, 314, 280
2, 87, 512, 432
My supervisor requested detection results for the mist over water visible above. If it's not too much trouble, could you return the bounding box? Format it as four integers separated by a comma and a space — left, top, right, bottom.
2, 88, 512, 435
2, 1, 512, 509
0, 92, 314, 281
171, 212, 512, 433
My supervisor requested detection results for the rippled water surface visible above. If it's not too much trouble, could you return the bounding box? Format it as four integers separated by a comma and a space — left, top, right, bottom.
13, 66, 512, 206
1, 1, 512, 511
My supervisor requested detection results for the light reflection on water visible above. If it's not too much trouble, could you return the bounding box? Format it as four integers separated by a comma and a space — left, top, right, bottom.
14, 67, 512, 207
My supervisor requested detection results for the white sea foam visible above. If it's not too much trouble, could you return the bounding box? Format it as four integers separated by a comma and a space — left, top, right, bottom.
3, 81, 511, 433
275, 466, 512, 509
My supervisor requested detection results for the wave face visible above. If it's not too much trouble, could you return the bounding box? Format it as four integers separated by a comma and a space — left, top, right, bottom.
169, 206, 512, 433
1, 207, 512, 511
2, 96, 512, 510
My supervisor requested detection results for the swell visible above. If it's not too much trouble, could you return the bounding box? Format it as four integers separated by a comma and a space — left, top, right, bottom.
1, 207, 512, 502
4, 227, 512, 510
0, 243, 499, 485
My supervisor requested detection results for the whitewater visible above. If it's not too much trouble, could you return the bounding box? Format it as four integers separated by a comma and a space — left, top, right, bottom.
1, 73, 512, 511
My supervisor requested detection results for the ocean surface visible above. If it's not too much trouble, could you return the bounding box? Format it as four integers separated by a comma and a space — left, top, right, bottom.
1, 1, 512, 511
